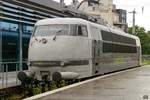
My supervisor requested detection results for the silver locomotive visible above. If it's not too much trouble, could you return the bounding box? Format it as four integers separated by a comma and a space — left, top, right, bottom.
25, 18, 141, 82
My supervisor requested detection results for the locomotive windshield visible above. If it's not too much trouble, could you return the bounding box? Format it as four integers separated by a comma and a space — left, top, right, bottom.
34, 24, 69, 36
33, 24, 88, 37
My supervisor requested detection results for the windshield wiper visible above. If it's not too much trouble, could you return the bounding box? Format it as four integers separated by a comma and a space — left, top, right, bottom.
53, 30, 63, 41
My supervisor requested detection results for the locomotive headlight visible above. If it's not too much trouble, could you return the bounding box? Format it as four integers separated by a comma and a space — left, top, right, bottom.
27, 61, 31, 66
60, 61, 65, 66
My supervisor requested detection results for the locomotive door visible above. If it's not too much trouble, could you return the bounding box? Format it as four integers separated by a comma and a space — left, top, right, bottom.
93, 40, 99, 58
91, 26, 101, 75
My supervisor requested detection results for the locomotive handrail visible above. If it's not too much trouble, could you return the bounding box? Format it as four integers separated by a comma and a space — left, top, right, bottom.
0, 62, 19, 64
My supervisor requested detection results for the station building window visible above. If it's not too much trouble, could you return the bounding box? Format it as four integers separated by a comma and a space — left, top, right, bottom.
2, 33, 18, 62
1, 21, 19, 32
1, 21, 32, 62
1, 21, 19, 62
23, 25, 33, 34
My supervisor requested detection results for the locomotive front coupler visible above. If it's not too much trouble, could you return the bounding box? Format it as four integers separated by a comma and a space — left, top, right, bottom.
17, 71, 52, 93
40, 75, 51, 92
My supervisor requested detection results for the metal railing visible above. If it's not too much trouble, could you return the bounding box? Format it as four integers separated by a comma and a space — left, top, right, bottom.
142, 55, 150, 60
0, 62, 22, 89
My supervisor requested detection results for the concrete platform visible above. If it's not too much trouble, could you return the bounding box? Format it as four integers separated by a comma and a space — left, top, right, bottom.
25, 65, 150, 100
0, 71, 21, 89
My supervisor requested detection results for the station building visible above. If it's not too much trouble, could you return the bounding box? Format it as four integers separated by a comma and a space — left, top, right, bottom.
0, 0, 74, 71
78, 0, 128, 32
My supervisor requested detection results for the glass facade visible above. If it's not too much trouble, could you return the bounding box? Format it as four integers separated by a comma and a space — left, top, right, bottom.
1, 0, 68, 71
1, 21, 33, 61
1, 21, 32, 70
0, 0, 1, 71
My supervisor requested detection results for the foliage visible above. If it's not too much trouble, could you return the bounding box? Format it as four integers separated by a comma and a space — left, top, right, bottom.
142, 59, 150, 65
128, 26, 150, 54
7, 80, 72, 99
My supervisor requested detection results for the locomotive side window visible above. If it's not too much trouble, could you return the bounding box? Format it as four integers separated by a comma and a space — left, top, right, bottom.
101, 30, 136, 45
70, 25, 88, 37
101, 30, 137, 53
103, 43, 137, 53
70, 24, 78, 36
101, 31, 112, 42
77, 25, 88, 37
78, 26, 82, 36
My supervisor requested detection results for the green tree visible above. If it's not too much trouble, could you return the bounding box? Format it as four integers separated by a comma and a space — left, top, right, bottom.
128, 25, 150, 54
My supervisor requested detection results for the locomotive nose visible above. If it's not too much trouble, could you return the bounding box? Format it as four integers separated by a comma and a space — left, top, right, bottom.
29, 36, 91, 61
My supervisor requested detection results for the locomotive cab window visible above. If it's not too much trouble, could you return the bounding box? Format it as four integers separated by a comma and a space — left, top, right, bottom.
33, 25, 69, 36
34, 24, 88, 37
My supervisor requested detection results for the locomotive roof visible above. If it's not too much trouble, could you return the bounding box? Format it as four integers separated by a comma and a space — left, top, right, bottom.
35, 18, 140, 46
35, 18, 89, 26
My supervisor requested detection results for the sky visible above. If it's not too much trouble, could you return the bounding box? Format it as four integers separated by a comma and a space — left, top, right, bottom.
54, 0, 150, 31
114, 0, 150, 31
